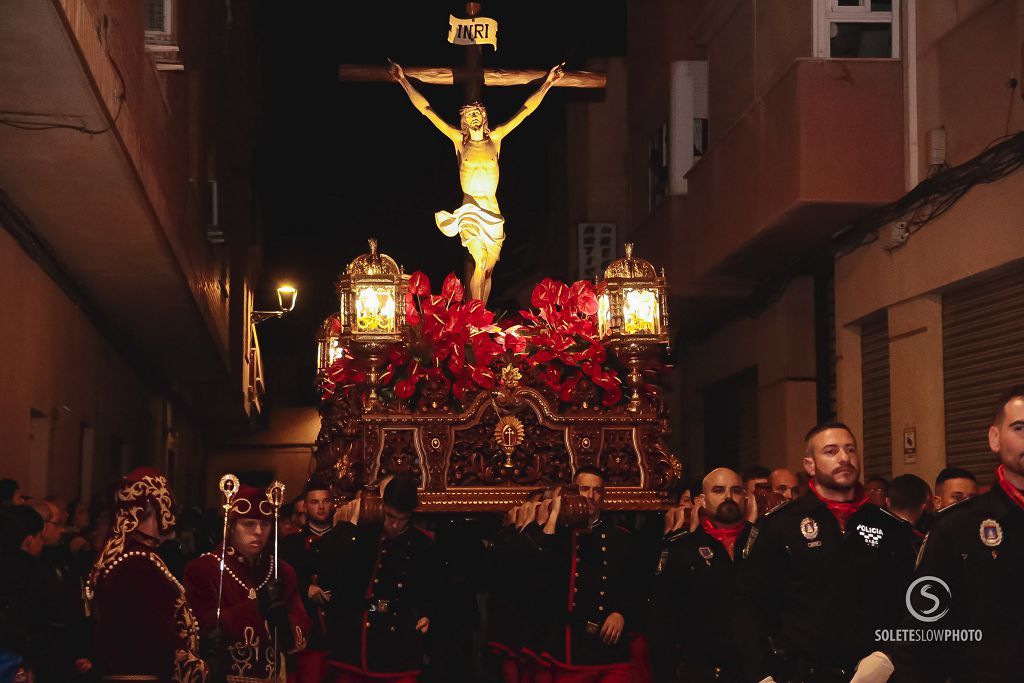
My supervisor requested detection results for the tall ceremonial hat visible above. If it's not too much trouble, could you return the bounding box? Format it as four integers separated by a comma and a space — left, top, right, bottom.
89, 466, 178, 590
115, 466, 177, 534
229, 484, 275, 520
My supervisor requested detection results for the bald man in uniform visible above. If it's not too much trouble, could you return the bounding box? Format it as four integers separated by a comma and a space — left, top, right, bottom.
647, 468, 754, 682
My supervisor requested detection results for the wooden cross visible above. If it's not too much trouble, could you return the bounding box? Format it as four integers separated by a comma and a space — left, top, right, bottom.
338, 2, 606, 102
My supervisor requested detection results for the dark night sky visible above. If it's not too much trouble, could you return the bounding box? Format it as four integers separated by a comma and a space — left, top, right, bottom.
254, 1, 626, 407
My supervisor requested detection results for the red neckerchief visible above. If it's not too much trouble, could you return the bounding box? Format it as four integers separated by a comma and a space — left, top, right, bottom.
808, 479, 868, 531
996, 465, 1024, 511
700, 513, 744, 559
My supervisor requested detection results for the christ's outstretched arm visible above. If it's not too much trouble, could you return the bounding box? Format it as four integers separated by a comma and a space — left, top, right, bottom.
389, 61, 461, 144
491, 63, 564, 142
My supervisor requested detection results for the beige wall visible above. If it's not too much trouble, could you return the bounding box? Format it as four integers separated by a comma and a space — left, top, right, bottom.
0, 226, 201, 502
836, 0, 1024, 484
206, 407, 321, 507
914, 0, 1024, 177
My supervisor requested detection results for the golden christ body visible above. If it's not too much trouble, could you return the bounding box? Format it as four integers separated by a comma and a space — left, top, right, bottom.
390, 62, 564, 303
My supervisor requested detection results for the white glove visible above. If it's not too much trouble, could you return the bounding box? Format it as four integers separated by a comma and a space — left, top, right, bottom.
850, 651, 895, 683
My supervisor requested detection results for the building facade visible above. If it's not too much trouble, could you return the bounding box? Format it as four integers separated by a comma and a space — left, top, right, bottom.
617, 0, 1024, 482
0, 0, 266, 504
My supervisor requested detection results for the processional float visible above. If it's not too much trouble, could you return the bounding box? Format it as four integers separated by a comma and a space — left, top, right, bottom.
312, 5, 680, 510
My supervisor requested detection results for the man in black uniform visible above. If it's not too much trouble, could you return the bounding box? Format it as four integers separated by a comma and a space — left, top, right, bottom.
280, 477, 335, 683
851, 385, 1024, 683
736, 422, 914, 683
647, 467, 753, 682
539, 466, 636, 683
317, 475, 438, 682
486, 491, 544, 682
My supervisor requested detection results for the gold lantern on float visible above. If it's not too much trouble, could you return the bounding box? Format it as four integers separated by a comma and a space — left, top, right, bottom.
316, 313, 344, 373
596, 243, 670, 412
335, 239, 409, 411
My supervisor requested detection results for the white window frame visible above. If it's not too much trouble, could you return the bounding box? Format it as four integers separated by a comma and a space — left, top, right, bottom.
144, 0, 174, 44
814, 0, 900, 59
145, 0, 183, 71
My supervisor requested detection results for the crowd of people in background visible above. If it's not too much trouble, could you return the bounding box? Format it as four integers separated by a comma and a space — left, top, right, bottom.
0, 384, 1020, 683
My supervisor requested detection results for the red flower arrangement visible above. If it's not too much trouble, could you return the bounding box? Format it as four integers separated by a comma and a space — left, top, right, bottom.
319, 273, 624, 409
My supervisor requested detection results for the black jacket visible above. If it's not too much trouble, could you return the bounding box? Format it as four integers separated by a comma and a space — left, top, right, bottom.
890, 484, 1024, 682
538, 517, 637, 668
316, 521, 438, 676
280, 525, 334, 648
735, 493, 916, 680
646, 522, 753, 682
485, 523, 547, 655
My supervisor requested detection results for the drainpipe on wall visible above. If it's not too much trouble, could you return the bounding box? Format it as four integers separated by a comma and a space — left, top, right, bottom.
905, 0, 920, 190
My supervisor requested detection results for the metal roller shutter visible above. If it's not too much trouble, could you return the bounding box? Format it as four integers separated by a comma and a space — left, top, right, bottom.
861, 313, 892, 481
943, 266, 1024, 484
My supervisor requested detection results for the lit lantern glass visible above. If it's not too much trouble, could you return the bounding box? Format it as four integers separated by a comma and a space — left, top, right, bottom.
597, 290, 611, 339
335, 239, 408, 346
354, 285, 397, 334
595, 243, 669, 348
316, 314, 344, 372
622, 288, 660, 335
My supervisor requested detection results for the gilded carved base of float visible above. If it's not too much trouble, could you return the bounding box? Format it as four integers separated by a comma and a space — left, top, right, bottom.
312, 382, 679, 511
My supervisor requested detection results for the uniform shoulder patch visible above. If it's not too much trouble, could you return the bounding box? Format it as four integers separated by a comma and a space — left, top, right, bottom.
935, 495, 980, 516
763, 498, 796, 517
745, 528, 761, 557
664, 528, 690, 544
914, 533, 929, 570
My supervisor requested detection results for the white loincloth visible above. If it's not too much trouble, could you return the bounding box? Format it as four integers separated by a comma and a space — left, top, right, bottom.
435, 204, 505, 264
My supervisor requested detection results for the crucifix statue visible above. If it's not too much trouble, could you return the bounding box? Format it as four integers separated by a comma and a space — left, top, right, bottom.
389, 60, 563, 304
339, 3, 605, 303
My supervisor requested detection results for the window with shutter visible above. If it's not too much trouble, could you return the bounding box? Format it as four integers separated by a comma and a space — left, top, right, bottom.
861, 312, 892, 481
943, 266, 1024, 484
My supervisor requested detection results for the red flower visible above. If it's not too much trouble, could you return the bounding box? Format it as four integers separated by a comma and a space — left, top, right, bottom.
395, 378, 418, 399
388, 347, 410, 367
441, 273, 464, 304
379, 363, 396, 386
601, 384, 623, 407
463, 299, 495, 327
470, 365, 496, 388
558, 372, 581, 402
452, 375, 474, 401
427, 367, 450, 388
408, 271, 431, 296
544, 365, 562, 390
569, 281, 599, 316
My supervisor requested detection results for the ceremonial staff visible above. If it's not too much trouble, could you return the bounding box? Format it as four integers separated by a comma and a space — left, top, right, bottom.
266, 480, 286, 674
266, 481, 286, 578
215, 474, 240, 625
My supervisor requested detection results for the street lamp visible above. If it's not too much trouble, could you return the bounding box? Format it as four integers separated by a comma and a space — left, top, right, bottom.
252, 284, 298, 324
596, 243, 669, 412
335, 239, 409, 411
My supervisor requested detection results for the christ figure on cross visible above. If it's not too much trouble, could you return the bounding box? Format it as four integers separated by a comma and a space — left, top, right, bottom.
389, 61, 564, 303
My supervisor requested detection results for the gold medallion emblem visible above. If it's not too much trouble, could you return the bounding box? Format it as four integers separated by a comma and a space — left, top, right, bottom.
800, 517, 819, 540
494, 415, 525, 454
979, 519, 1003, 547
